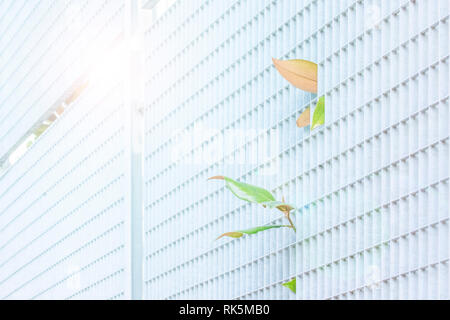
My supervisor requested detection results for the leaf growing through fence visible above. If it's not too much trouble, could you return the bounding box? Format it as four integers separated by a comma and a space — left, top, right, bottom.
272, 58, 318, 93
296, 107, 310, 128
216, 225, 292, 240
311, 96, 325, 130
208, 176, 275, 204
282, 278, 296, 293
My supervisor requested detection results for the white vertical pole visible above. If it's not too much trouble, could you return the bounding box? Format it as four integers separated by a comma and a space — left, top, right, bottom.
124, 0, 144, 300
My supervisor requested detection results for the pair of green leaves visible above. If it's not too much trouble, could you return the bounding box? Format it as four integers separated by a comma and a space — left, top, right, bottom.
209, 176, 297, 294
208, 176, 296, 239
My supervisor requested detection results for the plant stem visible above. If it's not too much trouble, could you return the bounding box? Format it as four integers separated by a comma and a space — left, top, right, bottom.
285, 211, 296, 233
281, 196, 296, 233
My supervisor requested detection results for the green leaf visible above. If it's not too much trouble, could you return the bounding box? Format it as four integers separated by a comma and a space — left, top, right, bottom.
311, 96, 325, 130
282, 278, 296, 293
208, 176, 275, 204
216, 225, 291, 240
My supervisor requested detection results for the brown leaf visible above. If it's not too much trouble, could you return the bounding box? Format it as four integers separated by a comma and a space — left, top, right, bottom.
296, 107, 310, 128
272, 58, 318, 93
216, 232, 243, 240
207, 176, 225, 181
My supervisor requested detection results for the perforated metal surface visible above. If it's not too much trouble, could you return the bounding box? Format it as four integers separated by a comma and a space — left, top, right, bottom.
142, 0, 449, 299
0, 0, 449, 300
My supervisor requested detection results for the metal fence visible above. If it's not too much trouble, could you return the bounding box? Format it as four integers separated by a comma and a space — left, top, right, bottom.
142, 0, 449, 299
0, 0, 448, 300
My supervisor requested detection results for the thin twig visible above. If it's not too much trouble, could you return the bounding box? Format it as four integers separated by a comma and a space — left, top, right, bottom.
281, 196, 296, 233
285, 211, 296, 233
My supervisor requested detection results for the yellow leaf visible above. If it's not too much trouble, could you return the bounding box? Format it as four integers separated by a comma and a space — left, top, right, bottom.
296, 107, 310, 128
216, 225, 291, 240
216, 232, 243, 240
272, 58, 318, 93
